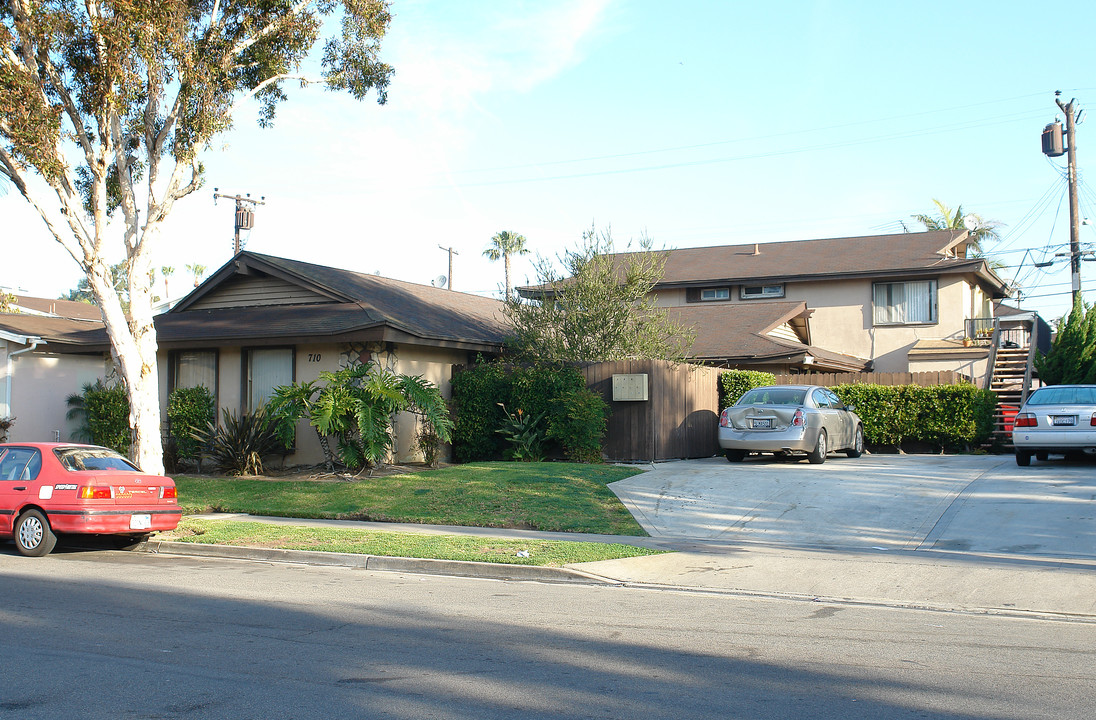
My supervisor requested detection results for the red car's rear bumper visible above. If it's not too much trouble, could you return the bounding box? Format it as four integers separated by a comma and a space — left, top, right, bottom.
47, 508, 182, 534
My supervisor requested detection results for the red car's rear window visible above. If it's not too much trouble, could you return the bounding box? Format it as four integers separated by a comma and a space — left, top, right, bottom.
54, 447, 140, 472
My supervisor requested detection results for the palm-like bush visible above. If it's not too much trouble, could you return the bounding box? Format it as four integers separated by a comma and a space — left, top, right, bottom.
269, 361, 453, 471
196, 406, 282, 476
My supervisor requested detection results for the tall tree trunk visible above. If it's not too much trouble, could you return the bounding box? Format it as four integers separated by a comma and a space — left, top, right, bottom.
504, 253, 512, 302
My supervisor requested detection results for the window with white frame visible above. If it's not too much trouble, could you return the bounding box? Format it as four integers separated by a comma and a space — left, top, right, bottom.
873, 280, 937, 325
700, 287, 730, 301
740, 284, 785, 299
247, 347, 294, 410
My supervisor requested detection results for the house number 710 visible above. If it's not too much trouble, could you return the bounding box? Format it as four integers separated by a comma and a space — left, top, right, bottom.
307, 354, 322, 362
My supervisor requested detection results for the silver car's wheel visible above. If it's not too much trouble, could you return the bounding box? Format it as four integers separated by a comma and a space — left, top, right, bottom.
14, 510, 57, 557
724, 449, 746, 462
845, 425, 864, 458
807, 430, 827, 464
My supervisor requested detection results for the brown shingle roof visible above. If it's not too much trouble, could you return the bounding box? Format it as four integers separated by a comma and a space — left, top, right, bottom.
668, 302, 868, 371
166, 252, 509, 349
11, 295, 103, 321
519, 230, 1009, 298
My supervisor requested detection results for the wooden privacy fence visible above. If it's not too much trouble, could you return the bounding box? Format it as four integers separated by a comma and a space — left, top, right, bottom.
581, 359, 721, 463
772, 371, 970, 388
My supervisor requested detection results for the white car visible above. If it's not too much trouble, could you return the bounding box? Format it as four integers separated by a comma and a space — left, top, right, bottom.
718, 385, 864, 464
1012, 384, 1096, 466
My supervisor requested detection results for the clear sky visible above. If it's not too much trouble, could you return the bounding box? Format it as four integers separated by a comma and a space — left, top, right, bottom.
4, 0, 1096, 323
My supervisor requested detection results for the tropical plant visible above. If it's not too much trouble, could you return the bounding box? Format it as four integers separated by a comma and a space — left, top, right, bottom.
1035, 297, 1096, 385
166, 386, 216, 469
268, 380, 333, 470
505, 226, 695, 363
484, 230, 530, 302
196, 406, 283, 476
495, 404, 547, 461
269, 362, 453, 471
905, 199, 1003, 255
1, 1, 394, 475
0, 416, 14, 443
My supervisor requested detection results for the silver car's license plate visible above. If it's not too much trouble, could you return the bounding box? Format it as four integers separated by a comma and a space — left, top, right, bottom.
1051, 415, 1077, 426
750, 418, 772, 429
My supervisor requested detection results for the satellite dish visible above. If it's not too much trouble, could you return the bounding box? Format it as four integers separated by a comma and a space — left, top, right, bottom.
432, 275, 448, 288
962, 214, 978, 231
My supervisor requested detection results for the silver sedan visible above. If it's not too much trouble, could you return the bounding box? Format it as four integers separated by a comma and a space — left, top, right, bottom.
1012, 384, 1096, 466
718, 385, 864, 464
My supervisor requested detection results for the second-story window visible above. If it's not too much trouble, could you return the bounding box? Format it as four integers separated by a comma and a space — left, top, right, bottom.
740, 284, 785, 299
873, 280, 937, 325
700, 287, 730, 301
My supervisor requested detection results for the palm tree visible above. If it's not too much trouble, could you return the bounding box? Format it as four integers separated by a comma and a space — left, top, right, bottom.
483, 230, 530, 302
185, 263, 207, 287
161, 265, 175, 297
906, 199, 1003, 255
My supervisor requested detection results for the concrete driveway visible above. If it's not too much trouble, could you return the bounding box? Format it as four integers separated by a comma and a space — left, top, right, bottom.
609, 453, 1096, 560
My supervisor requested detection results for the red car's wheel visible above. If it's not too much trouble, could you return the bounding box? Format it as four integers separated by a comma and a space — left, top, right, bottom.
14, 509, 58, 557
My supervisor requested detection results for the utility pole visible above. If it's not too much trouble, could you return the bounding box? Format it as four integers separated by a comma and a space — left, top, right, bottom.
438, 245, 459, 291
213, 189, 267, 255
1044, 93, 1083, 303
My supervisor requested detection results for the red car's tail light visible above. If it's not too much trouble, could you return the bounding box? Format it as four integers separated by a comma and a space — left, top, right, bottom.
160, 486, 177, 499
792, 409, 805, 427
78, 486, 113, 499
1013, 413, 1037, 428
1091, 413, 1096, 427
719, 409, 731, 427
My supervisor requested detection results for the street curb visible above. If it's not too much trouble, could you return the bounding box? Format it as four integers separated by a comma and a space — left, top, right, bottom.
144, 540, 622, 585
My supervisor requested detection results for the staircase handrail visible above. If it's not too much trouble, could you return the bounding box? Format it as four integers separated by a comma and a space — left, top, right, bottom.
1021, 317, 1039, 405
982, 318, 1001, 391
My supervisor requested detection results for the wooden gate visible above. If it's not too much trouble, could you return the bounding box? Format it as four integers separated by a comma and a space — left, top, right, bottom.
581, 359, 721, 462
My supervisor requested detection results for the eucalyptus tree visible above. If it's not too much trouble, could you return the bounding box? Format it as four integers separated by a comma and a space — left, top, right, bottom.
0, 0, 393, 472
484, 230, 529, 302
505, 226, 696, 363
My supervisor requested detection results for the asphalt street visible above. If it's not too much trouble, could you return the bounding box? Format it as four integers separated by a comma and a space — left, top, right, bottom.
2, 550, 1094, 719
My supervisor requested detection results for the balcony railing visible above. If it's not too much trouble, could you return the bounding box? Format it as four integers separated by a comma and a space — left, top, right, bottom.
965, 317, 1030, 348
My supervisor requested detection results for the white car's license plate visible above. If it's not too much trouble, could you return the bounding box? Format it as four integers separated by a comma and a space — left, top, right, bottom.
750, 418, 772, 429
130, 514, 152, 530
1051, 415, 1077, 426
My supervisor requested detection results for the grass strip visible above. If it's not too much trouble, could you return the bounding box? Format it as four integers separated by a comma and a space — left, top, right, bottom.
175, 462, 647, 536
161, 518, 665, 567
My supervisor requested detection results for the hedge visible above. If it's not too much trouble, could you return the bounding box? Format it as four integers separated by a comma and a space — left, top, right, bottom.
718, 371, 997, 451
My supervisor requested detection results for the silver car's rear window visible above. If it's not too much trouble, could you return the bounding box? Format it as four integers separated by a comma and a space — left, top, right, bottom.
738, 388, 807, 406
1025, 387, 1096, 406
54, 447, 140, 472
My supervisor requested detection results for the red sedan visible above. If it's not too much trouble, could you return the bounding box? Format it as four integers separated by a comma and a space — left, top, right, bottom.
0, 443, 182, 557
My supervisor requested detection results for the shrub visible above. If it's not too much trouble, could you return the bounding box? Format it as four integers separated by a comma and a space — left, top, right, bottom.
451, 362, 609, 463
0, 416, 14, 443
548, 389, 609, 463
719, 370, 776, 408
166, 386, 215, 467
67, 380, 130, 454
196, 406, 282, 476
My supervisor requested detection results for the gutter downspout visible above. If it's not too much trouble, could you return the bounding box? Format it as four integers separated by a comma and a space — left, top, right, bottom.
5, 337, 44, 419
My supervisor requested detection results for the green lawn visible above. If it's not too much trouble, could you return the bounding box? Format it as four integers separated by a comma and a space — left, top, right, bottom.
162, 518, 663, 567
175, 462, 647, 536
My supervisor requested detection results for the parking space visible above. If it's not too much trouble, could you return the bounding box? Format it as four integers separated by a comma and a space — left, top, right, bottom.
609, 453, 1096, 560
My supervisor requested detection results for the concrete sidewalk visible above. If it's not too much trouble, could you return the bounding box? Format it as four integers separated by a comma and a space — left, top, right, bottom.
156, 512, 1096, 620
